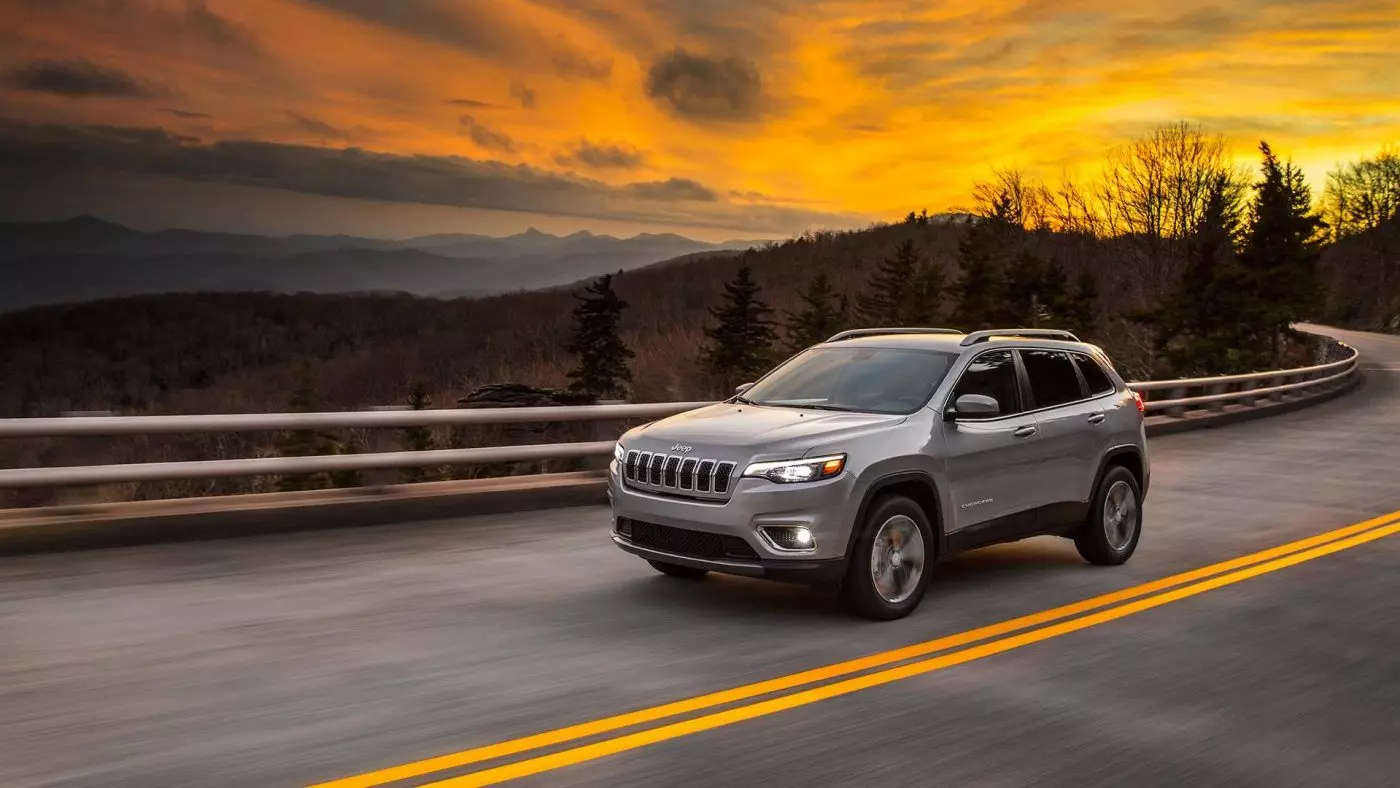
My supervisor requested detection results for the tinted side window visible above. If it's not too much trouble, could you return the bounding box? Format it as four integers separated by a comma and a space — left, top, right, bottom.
1074, 353, 1115, 396
1021, 349, 1085, 408
950, 350, 1020, 417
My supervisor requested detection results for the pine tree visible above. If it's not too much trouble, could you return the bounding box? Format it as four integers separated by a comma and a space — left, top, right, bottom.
783, 272, 848, 351
276, 364, 338, 492
1134, 176, 1266, 375
1002, 252, 1069, 327
949, 225, 1004, 330
702, 265, 781, 394
400, 381, 438, 484
901, 262, 946, 325
1239, 142, 1327, 360
856, 239, 922, 326
1062, 271, 1100, 337
564, 273, 635, 401
329, 434, 363, 489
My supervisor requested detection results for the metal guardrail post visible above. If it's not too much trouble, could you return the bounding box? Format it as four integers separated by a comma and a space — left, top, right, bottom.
1167, 387, 1188, 418
1239, 380, 1258, 407
1206, 382, 1228, 412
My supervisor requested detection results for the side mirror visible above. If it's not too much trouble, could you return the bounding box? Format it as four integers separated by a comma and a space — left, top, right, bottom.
734, 382, 754, 396
945, 393, 1000, 421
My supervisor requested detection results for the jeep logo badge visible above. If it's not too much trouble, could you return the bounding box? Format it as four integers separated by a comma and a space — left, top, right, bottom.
671, 444, 693, 453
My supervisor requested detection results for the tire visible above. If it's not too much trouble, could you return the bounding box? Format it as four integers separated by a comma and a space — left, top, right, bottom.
1075, 465, 1143, 566
841, 495, 935, 620
647, 560, 709, 579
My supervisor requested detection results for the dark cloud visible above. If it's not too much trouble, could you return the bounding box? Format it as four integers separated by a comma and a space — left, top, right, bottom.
0, 120, 859, 234
287, 113, 351, 140
556, 139, 645, 169
645, 48, 763, 122
446, 98, 497, 108
160, 108, 213, 119
1, 59, 153, 98
26, 0, 260, 55
551, 48, 613, 81
179, 0, 260, 53
624, 178, 718, 202
459, 115, 514, 152
509, 79, 537, 109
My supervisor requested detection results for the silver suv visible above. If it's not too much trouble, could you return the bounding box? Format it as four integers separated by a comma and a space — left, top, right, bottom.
608, 327, 1149, 620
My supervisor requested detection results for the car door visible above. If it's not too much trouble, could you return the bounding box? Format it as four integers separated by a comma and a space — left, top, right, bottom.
1017, 348, 1103, 527
940, 349, 1042, 545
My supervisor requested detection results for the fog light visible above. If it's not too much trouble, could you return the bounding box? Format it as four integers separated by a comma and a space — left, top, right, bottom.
759, 525, 817, 552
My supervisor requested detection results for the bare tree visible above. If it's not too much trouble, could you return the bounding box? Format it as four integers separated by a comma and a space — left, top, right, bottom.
1322, 147, 1400, 240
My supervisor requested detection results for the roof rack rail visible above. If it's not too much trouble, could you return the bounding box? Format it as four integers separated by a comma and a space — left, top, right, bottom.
825, 327, 964, 343
959, 328, 1081, 346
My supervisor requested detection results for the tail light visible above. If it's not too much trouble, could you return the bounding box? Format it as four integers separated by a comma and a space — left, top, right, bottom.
1132, 390, 1146, 414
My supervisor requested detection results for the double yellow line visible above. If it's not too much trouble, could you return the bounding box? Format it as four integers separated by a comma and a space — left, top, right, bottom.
313, 509, 1400, 788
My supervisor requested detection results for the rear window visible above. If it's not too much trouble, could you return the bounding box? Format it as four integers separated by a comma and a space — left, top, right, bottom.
1073, 353, 1115, 396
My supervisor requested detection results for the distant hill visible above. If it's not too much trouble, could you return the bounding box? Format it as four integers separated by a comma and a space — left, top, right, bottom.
0, 217, 768, 310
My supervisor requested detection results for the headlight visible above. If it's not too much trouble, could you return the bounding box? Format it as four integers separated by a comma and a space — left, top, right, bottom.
741, 454, 846, 484
614, 443, 626, 463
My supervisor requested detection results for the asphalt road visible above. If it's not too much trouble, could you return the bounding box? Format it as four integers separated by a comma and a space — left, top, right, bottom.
2, 326, 1399, 788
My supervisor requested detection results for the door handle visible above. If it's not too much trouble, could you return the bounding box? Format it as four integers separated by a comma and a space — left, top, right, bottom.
1013, 425, 1037, 438
1087, 414, 1106, 424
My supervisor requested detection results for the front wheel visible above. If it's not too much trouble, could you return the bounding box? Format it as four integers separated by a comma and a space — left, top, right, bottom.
648, 560, 708, 579
1075, 466, 1143, 566
841, 495, 935, 620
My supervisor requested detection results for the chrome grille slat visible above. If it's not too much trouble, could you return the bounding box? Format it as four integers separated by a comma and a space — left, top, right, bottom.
648, 453, 666, 485
696, 459, 715, 493
663, 456, 681, 487
714, 461, 736, 494
625, 451, 640, 481
678, 458, 698, 490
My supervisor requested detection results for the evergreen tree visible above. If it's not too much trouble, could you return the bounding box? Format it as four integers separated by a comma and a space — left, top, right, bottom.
329, 434, 364, 489
1062, 271, 1100, 337
1002, 252, 1070, 327
784, 272, 848, 351
564, 273, 635, 400
949, 224, 1004, 330
901, 262, 946, 326
1134, 176, 1266, 375
276, 365, 338, 492
702, 265, 781, 393
399, 381, 438, 484
1239, 142, 1327, 360
856, 239, 922, 326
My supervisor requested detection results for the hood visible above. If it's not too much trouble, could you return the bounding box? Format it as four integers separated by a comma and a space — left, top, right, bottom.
626, 402, 906, 457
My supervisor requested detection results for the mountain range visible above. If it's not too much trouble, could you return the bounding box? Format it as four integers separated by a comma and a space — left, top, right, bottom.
0, 216, 768, 311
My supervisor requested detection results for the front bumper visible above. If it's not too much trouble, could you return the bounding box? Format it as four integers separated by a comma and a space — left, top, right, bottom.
607, 459, 859, 581
611, 535, 847, 584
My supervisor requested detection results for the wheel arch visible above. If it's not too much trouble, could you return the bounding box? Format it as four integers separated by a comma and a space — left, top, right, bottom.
846, 471, 947, 560
1094, 445, 1146, 499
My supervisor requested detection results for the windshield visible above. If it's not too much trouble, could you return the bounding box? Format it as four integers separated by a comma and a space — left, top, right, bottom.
741, 346, 959, 415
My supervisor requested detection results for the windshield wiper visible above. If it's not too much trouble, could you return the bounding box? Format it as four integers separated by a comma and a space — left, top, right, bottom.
732, 395, 754, 405
754, 401, 854, 412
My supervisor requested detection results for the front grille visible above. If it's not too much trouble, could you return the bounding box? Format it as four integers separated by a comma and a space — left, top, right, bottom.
621, 519, 759, 561
624, 451, 736, 497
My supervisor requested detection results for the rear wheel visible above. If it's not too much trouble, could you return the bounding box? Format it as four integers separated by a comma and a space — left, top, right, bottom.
841, 495, 934, 620
1075, 465, 1142, 565
647, 560, 709, 579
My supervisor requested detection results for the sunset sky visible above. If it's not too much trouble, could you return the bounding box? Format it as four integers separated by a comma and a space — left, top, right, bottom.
1, 0, 1397, 240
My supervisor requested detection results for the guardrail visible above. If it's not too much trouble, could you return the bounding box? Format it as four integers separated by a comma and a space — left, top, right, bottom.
0, 342, 1359, 491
